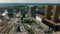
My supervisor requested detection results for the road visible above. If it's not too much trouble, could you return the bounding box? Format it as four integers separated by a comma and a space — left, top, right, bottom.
8, 12, 28, 34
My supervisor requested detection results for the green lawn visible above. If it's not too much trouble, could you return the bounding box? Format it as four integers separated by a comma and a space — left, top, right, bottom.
28, 28, 34, 34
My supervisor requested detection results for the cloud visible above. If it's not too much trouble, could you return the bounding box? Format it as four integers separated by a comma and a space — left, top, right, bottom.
0, 0, 26, 3
0, 0, 60, 3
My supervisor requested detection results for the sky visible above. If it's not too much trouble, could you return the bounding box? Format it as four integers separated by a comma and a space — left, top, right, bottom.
0, 0, 60, 3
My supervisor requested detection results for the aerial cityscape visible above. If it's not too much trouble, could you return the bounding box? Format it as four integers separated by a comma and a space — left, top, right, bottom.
0, 3, 60, 34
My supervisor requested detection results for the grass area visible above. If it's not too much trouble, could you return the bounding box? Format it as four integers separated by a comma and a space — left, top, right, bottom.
28, 28, 34, 34
49, 31, 53, 34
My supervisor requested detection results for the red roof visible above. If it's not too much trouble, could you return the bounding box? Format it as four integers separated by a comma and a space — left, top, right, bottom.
45, 19, 60, 26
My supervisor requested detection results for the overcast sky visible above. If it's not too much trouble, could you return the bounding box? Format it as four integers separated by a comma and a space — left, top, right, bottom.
0, 0, 60, 3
